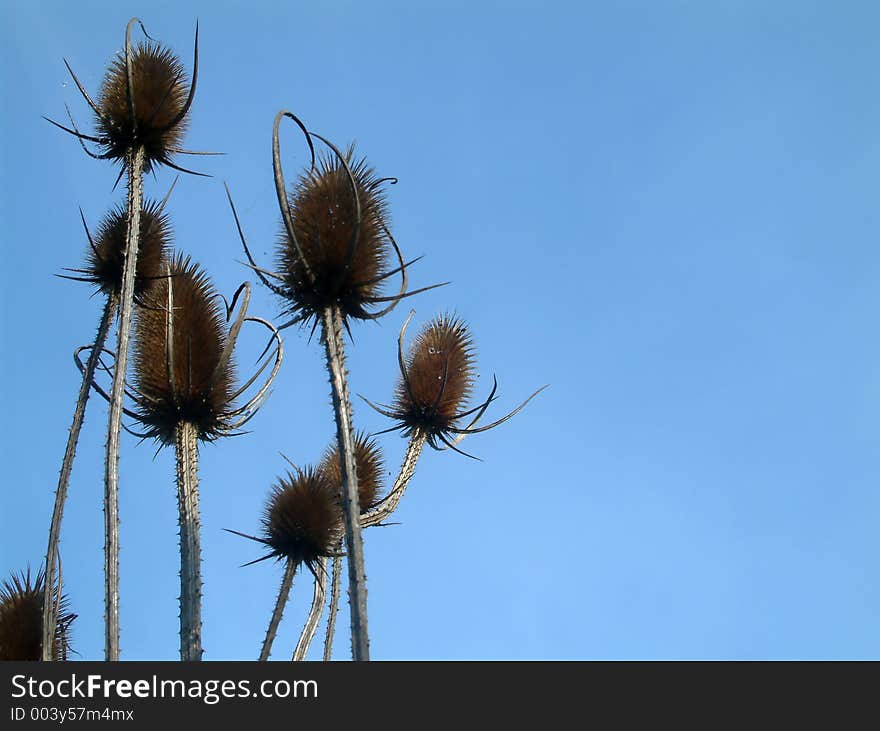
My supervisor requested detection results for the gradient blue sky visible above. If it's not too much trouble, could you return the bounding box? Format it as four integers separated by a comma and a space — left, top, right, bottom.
2, 1, 879, 660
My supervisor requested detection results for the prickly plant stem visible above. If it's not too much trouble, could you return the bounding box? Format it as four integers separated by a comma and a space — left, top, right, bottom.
323, 549, 342, 661
104, 144, 145, 661
42, 293, 117, 660
175, 421, 203, 661
260, 559, 296, 661
362, 433, 427, 528
294, 558, 328, 661
320, 305, 369, 661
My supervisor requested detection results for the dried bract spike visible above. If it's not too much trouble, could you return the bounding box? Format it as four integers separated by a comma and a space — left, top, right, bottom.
262, 467, 343, 570
277, 149, 391, 323
396, 314, 476, 437
320, 432, 385, 512
133, 254, 235, 444
97, 42, 189, 171
0, 568, 75, 661
85, 199, 171, 298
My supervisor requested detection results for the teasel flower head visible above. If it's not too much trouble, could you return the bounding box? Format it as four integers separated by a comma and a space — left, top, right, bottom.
45, 18, 203, 176
60, 197, 172, 301
362, 312, 548, 459
320, 432, 385, 512
276, 148, 392, 324
227, 112, 447, 333
229, 467, 344, 573
75, 252, 283, 446
0, 568, 75, 661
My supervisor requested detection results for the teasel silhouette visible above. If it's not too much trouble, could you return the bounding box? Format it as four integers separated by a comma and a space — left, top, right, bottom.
76, 253, 282, 660
41, 187, 173, 661
1, 566, 75, 661
359, 311, 547, 528
226, 434, 383, 661
45, 17, 209, 660
226, 110, 445, 660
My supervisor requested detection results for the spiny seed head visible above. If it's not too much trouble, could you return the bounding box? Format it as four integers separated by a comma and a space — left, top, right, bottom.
277, 149, 391, 324
97, 42, 189, 171
0, 568, 75, 661
262, 467, 343, 568
320, 432, 385, 512
85, 199, 171, 299
133, 253, 235, 444
395, 314, 476, 437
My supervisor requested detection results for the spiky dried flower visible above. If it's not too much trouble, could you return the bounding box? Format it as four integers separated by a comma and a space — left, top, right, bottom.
276, 148, 392, 324
320, 432, 384, 512
364, 312, 547, 458
96, 42, 190, 171
64, 199, 171, 299
0, 568, 75, 661
132, 254, 235, 444
45, 19, 200, 175
254, 467, 344, 572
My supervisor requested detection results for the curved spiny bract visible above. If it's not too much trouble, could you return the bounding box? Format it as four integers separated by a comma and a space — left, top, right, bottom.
83, 199, 171, 299
1, 568, 75, 661
276, 148, 391, 326
96, 41, 190, 172
133, 254, 235, 445
320, 432, 385, 513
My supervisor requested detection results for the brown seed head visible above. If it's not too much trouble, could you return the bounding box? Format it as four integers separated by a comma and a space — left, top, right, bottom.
85, 199, 171, 299
0, 568, 75, 661
133, 253, 235, 444
277, 149, 391, 324
262, 467, 343, 568
320, 432, 385, 512
395, 314, 476, 437
97, 42, 189, 171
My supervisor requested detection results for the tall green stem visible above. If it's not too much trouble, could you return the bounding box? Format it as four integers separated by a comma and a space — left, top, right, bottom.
42, 294, 117, 660
103, 144, 144, 660
175, 421, 203, 661
320, 305, 369, 661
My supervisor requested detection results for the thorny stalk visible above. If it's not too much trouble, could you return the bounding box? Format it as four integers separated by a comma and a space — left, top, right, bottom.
320, 305, 369, 661
42, 294, 118, 660
294, 558, 328, 661
175, 421, 202, 661
260, 560, 296, 661
104, 144, 145, 660
323, 550, 342, 661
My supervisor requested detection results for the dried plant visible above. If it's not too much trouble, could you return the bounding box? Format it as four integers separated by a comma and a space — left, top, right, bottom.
228, 434, 384, 661
46, 17, 203, 660
360, 312, 547, 525
1, 568, 75, 661
228, 466, 343, 660
42, 192, 172, 660
227, 111, 443, 660
76, 254, 282, 660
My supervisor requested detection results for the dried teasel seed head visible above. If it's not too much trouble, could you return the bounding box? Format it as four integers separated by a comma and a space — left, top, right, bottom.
0, 568, 75, 661
85, 199, 171, 299
133, 253, 235, 444
97, 41, 190, 171
277, 148, 391, 323
262, 467, 343, 569
396, 314, 476, 436
320, 432, 385, 512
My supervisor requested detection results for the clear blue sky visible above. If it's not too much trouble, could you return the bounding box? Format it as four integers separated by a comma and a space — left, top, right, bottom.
2, 0, 879, 660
